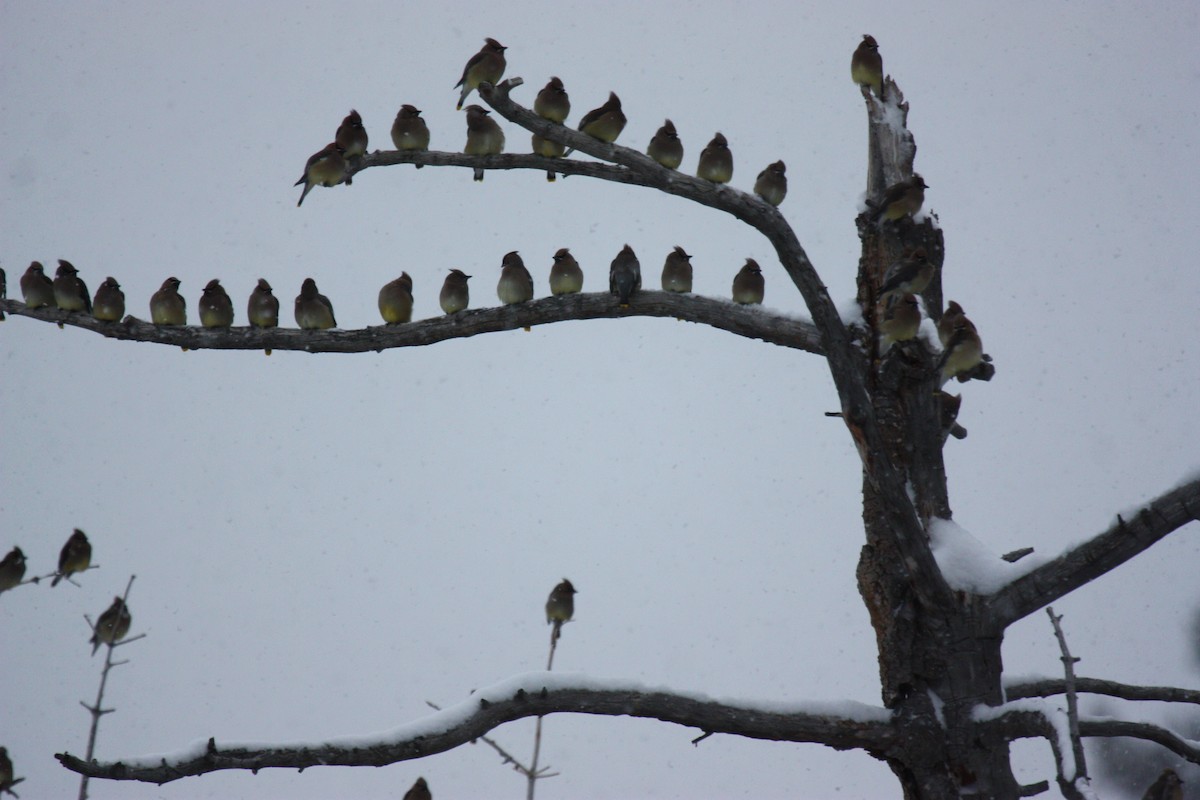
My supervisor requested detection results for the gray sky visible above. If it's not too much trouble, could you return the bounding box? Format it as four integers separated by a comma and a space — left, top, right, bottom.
2, 2, 1199, 797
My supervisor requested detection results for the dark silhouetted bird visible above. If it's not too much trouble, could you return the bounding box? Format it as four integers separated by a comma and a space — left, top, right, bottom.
660, 246, 693, 293
455, 38, 507, 110
0, 266, 5, 321
92, 277, 125, 322
647, 119, 683, 170
52, 529, 91, 587
20, 262, 56, 309
1141, 769, 1184, 800
731, 258, 764, 304
548, 247, 583, 295
851, 34, 884, 98
0, 746, 14, 796
545, 578, 577, 643
248, 279, 280, 329
378, 272, 415, 324
335, 110, 368, 159
577, 92, 626, 143
199, 279, 234, 328
697, 133, 733, 183
403, 776, 432, 800
391, 105, 430, 167
150, 277, 187, 325
534, 76, 570, 123
90, 596, 132, 656
0, 547, 26, 594
497, 251, 534, 306
439, 269, 471, 314
609, 244, 641, 306
873, 173, 927, 222
53, 260, 91, 317
294, 278, 336, 329
464, 105, 505, 181
295, 143, 347, 207
754, 160, 787, 206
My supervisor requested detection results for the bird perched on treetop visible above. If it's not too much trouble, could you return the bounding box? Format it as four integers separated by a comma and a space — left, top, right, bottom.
90, 596, 132, 656
732, 259, 765, 304
754, 160, 787, 207
873, 173, 927, 223
455, 38, 506, 110
92, 277, 125, 322
609, 244, 641, 306
851, 34, 884, 98
439, 269, 471, 315
199, 279, 234, 328
464, 105, 505, 181
660, 246, 693, 293
378, 272, 415, 324
335, 110, 368, 159
577, 92, 626, 144
52, 529, 91, 587
879, 247, 935, 300
697, 133, 733, 184
53, 260, 91, 322
295, 278, 336, 330
391, 105, 431, 167
0, 546, 26, 594
150, 277, 187, 326
497, 251, 534, 306
647, 119, 683, 170
295, 143, 347, 207
545, 578, 577, 643
549, 247, 583, 295
20, 262, 56, 309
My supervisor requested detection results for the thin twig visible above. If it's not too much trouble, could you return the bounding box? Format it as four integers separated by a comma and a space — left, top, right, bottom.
1046, 607, 1089, 799
527, 625, 563, 800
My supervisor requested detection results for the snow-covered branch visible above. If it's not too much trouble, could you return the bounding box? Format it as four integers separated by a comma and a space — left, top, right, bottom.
56, 674, 896, 785
1005, 677, 1200, 706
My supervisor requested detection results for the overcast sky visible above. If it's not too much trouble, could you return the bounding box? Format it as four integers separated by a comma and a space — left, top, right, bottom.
3, 2, 1199, 798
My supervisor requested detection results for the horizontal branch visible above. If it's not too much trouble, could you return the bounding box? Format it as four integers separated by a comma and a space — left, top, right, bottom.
0, 294, 822, 354
986, 477, 1200, 627
1006, 677, 1200, 706
981, 706, 1200, 765
56, 673, 896, 784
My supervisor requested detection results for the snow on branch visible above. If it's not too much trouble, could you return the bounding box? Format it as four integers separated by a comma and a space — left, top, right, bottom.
1005, 677, 1200, 706
56, 673, 896, 785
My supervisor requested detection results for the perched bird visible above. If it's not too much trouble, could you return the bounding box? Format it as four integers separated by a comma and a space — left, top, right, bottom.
878, 293, 921, 352
20, 261, 56, 309
879, 247, 935, 300
532, 133, 566, 181
609, 244, 641, 306
52, 529, 91, 587
90, 596, 132, 656
548, 247, 584, 295
53, 259, 91, 316
696, 133, 733, 183
577, 92, 626, 143
0, 265, 6, 321
0, 747, 13, 795
754, 160, 787, 206
455, 37, 507, 110
534, 76, 570, 123
378, 272, 415, 324
294, 143, 347, 207
150, 277, 187, 325
873, 173, 927, 222
199, 279, 234, 328
851, 34, 884, 98
660, 246, 693, 293
403, 776, 432, 800
335, 110, 368, 159
545, 578, 577, 643
464, 104, 505, 181
497, 251, 534, 305
731, 258, 765, 304
937, 391, 967, 442
937, 301, 966, 347
294, 278, 336, 329
0, 546, 26, 594
1141, 769, 1184, 800
247, 279, 280, 329
92, 277, 125, 322
439, 269, 471, 314
647, 119, 683, 170
391, 105, 431, 167
938, 301, 983, 385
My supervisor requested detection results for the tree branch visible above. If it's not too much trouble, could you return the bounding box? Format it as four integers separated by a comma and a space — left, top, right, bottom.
981, 706, 1200, 765
987, 477, 1200, 627
1005, 677, 1200, 706
56, 674, 896, 784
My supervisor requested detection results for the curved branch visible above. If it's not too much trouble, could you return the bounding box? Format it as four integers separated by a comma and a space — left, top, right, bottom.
56, 674, 896, 784
0, 294, 822, 354
1005, 677, 1200, 706
987, 478, 1200, 627
980, 706, 1200, 765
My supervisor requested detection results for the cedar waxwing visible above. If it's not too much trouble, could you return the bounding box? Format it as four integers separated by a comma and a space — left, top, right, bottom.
295, 278, 336, 329
391, 105, 431, 167
53, 260, 91, 315
335, 110, 368, 159
403, 776, 432, 800
609, 244, 641, 306
548, 247, 583, 295
0, 547, 26, 594
754, 160, 787, 206
697, 133, 733, 183
660, 246, 693, 293
577, 92, 626, 143
439, 269, 471, 314
52, 529, 91, 587
937, 301, 966, 347
92, 277, 125, 321
647, 119, 683, 170
874, 173, 927, 222
295, 143, 348, 207
150, 277, 187, 325
378, 272, 415, 324
20, 262, 56, 309
497, 251, 534, 305
90, 596, 132, 656
878, 293, 921, 352
937, 391, 967, 442
851, 34, 884, 98
455, 38, 507, 110
0, 747, 13, 795
534, 76, 570, 123
1141, 769, 1183, 800
879, 247, 935, 299
731, 258, 764, 304
248, 279, 280, 329
532, 133, 566, 181
938, 301, 983, 386
199, 279, 234, 328
464, 105, 505, 181
545, 578, 577, 642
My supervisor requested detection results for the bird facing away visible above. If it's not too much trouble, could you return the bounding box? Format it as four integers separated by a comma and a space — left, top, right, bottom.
938, 301, 983, 386
335, 109, 368, 159
609, 244, 641, 306
247, 279, 280, 329
754, 160, 787, 206
0, 747, 14, 795
294, 143, 347, 207
534, 76, 571, 123
647, 119, 683, 170
53, 529, 91, 587
577, 92, 627, 143
199, 279, 234, 328
0, 546, 26, 594
851, 34, 884, 98
546, 578, 577, 642
439, 269, 471, 314
92, 277, 125, 321
20, 262, 56, 309
53, 260, 91, 314
455, 38, 507, 110
548, 247, 583, 295
1141, 769, 1184, 800
150, 277, 187, 325
660, 246, 693, 293
873, 173, 927, 222
90, 596, 132, 656
378, 272, 415, 324
732, 259, 765, 304
697, 133, 733, 183
497, 251, 534, 306
532, 133, 566, 181
878, 293, 921, 352
391, 105, 431, 167
879, 247, 935, 300
295, 278, 336, 329
464, 105, 505, 181
403, 776, 432, 800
